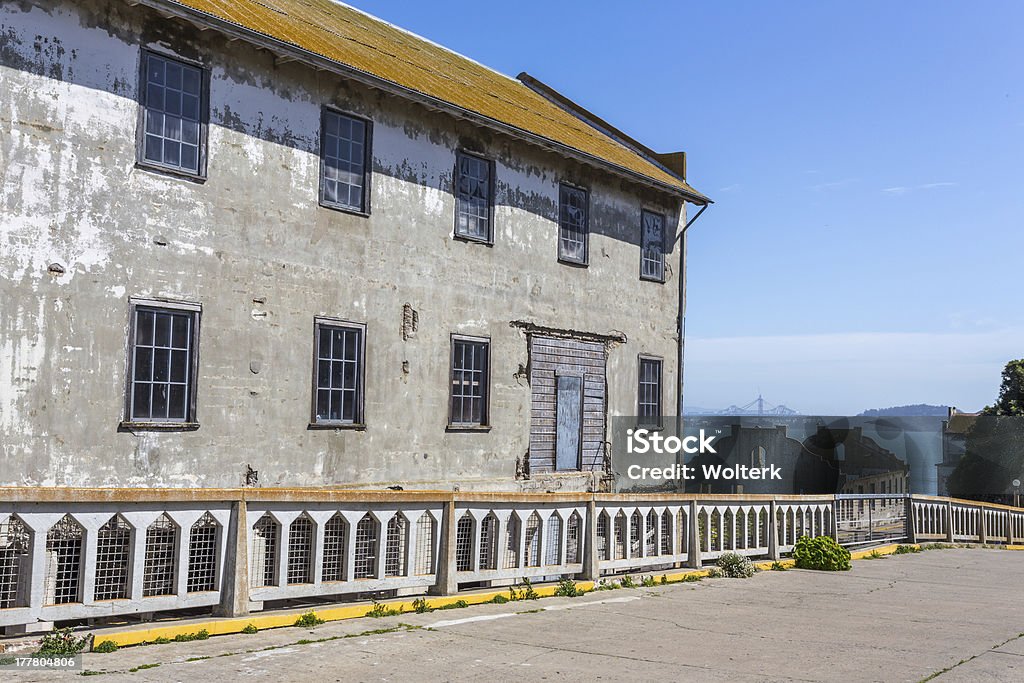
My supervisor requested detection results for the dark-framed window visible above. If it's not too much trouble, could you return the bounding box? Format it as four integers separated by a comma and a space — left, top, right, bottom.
449, 335, 490, 428
320, 108, 372, 214
126, 301, 200, 424
313, 319, 366, 426
640, 209, 666, 282
139, 51, 207, 177
454, 151, 494, 243
638, 356, 663, 425
558, 183, 588, 264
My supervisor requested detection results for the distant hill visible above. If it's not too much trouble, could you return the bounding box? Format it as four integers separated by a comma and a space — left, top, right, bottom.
858, 404, 949, 417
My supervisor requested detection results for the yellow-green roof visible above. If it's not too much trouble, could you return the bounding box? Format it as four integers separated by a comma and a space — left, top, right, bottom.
149, 0, 708, 201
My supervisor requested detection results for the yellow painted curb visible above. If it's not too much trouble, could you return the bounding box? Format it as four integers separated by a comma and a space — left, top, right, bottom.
1007, 545, 1024, 551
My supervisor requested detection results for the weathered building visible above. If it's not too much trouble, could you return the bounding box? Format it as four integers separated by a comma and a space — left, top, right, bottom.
0, 0, 709, 492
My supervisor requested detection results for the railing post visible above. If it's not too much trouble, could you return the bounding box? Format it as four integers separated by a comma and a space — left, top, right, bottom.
904, 495, 916, 544
1007, 509, 1014, 545
831, 497, 839, 542
431, 497, 458, 595
581, 498, 599, 581
215, 499, 250, 618
945, 500, 955, 543
686, 500, 701, 568
768, 499, 780, 561
978, 507, 987, 544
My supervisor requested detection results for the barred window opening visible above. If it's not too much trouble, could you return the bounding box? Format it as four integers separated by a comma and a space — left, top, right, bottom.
645, 510, 658, 557
0, 516, 31, 609
414, 513, 435, 575
660, 510, 672, 555
597, 512, 610, 561
94, 515, 132, 601
251, 514, 279, 588
455, 513, 474, 572
322, 514, 347, 582
544, 514, 562, 566
504, 514, 521, 569
524, 513, 541, 567
479, 513, 498, 570
630, 510, 643, 558
354, 514, 378, 579
450, 337, 489, 427
566, 512, 582, 564
384, 514, 408, 577
45, 515, 84, 605
187, 512, 218, 593
614, 512, 627, 560
129, 305, 198, 423
678, 509, 689, 554
314, 322, 365, 425
288, 515, 315, 585
638, 357, 662, 425
143, 514, 177, 597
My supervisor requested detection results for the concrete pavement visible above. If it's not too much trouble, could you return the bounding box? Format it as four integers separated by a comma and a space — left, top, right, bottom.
8, 548, 1024, 682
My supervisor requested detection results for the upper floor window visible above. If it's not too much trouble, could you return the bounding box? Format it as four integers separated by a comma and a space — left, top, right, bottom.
321, 109, 372, 214
127, 302, 200, 424
640, 210, 666, 282
313, 319, 366, 426
558, 184, 588, 265
449, 335, 490, 428
454, 151, 494, 243
638, 356, 662, 425
140, 52, 205, 177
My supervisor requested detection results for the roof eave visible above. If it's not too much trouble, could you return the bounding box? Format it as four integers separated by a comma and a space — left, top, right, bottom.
137, 0, 712, 205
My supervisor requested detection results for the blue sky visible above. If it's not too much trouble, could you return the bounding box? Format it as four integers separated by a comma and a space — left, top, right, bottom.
354, 0, 1024, 414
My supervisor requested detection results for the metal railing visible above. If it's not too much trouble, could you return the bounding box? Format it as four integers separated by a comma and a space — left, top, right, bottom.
0, 489, 1021, 632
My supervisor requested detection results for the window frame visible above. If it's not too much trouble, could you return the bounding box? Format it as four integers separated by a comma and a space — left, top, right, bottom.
310, 317, 367, 429
122, 298, 202, 430
639, 209, 667, 283
318, 106, 374, 216
557, 182, 589, 266
135, 49, 210, 181
637, 354, 664, 427
447, 334, 491, 430
453, 150, 496, 245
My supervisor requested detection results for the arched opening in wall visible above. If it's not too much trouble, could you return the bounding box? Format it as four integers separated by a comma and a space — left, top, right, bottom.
455, 512, 474, 572
544, 514, 562, 566
45, 515, 84, 605
322, 513, 347, 582
94, 515, 133, 601
660, 510, 672, 555
478, 513, 498, 570
187, 512, 219, 593
414, 513, 435, 575
504, 513, 521, 569
645, 510, 657, 556
353, 514, 378, 579
143, 514, 178, 597
384, 514, 408, 577
629, 510, 642, 557
596, 511, 610, 561
0, 515, 31, 609
677, 508, 688, 554
288, 514, 315, 585
566, 512, 582, 564
524, 512, 542, 567
251, 514, 279, 588
614, 512, 627, 560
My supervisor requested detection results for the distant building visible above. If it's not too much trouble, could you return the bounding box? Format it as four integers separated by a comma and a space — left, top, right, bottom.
937, 408, 980, 496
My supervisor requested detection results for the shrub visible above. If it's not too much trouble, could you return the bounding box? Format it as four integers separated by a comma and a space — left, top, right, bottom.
705, 567, 722, 578
894, 544, 921, 554
490, 594, 509, 604
295, 610, 326, 627
554, 578, 583, 597
173, 629, 210, 642
620, 575, 636, 588
241, 624, 259, 634
793, 535, 851, 571
641, 575, 657, 587
152, 636, 171, 645
38, 628, 89, 656
93, 640, 119, 654
510, 578, 540, 601
716, 552, 756, 578
412, 598, 431, 613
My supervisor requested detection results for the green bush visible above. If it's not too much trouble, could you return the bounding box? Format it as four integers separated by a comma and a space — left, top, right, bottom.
412, 598, 431, 613
93, 640, 119, 654
619, 575, 636, 588
37, 628, 89, 656
490, 594, 509, 604
894, 544, 921, 554
554, 578, 583, 597
793, 535, 851, 571
435, 599, 469, 610
716, 552, 755, 578
173, 629, 210, 642
241, 623, 259, 634
295, 610, 326, 627
510, 578, 540, 601
640, 575, 657, 587
769, 561, 789, 571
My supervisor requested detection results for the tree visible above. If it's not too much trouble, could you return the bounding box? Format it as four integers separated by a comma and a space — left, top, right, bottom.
946, 360, 1024, 503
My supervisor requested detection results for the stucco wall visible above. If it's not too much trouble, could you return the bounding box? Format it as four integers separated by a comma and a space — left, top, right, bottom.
0, 0, 687, 491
